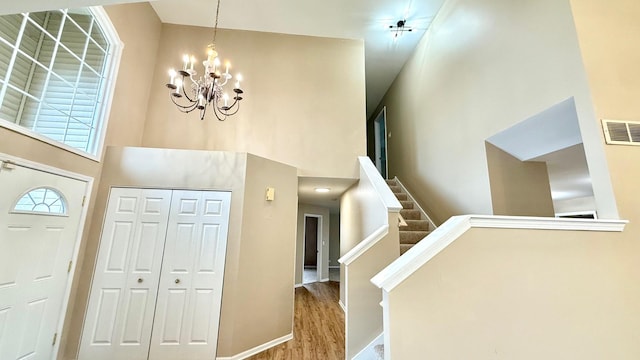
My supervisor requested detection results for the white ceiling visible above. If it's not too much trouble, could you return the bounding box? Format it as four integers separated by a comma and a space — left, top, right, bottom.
486, 98, 583, 162
150, 0, 446, 118
298, 177, 357, 214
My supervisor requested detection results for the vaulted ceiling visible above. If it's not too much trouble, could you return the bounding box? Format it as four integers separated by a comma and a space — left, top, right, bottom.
0, 0, 445, 119
150, 0, 446, 118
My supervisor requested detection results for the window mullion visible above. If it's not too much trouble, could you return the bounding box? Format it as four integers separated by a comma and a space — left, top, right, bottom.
33, 10, 67, 132
16, 12, 51, 125
0, 14, 28, 117
63, 12, 91, 149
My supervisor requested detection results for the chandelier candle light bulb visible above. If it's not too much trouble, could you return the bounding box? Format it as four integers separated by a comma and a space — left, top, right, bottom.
182, 54, 189, 71
169, 69, 176, 84
166, 0, 245, 121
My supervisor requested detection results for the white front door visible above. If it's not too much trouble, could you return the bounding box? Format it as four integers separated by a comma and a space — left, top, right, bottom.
0, 162, 86, 360
79, 188, 172, 360
149, 190, 231, 360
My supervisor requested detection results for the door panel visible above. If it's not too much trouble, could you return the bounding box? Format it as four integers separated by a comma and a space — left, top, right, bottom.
79, 188, 172, 360
149, 190, 231, 360
0, 163, 86, 360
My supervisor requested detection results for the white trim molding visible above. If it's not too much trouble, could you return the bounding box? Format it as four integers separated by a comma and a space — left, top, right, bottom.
358, 156, 402, 213
371, 215, 628, 292
338, 225, 389, 266
339, 300, 346, 313
216, 333, 293, 360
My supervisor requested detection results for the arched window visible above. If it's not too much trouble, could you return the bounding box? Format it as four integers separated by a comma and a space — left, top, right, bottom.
0, 7, 121, 158
13, 187, 67, 215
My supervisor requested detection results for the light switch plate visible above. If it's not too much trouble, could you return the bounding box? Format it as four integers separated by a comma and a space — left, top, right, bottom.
265, 187, 275, 201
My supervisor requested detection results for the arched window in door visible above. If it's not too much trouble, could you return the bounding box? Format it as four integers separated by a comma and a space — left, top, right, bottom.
12, 187, 67, 215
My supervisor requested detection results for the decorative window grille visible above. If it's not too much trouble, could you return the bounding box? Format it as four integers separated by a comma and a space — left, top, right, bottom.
0, 7, 119, 156
13, 187, 67, 215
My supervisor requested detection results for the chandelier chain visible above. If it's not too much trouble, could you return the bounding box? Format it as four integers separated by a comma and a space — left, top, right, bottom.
212, 0, 221, 45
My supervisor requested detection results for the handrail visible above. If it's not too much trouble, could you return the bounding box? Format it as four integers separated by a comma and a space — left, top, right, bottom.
338, 225, 389, 266
394, 176, 437, 229
359, 156, 402, 213
371, 214, 628, 292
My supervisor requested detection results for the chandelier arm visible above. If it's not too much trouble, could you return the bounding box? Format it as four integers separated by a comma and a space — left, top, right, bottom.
220, 101, 240, 116
211, 101, 227, 121
218, 97, 240, 116
169, 92, 198, 110
181, 84, 198, 103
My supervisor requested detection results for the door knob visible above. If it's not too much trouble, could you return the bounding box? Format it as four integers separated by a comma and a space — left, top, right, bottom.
175, 279, 181, 284
137, 278, 143, 283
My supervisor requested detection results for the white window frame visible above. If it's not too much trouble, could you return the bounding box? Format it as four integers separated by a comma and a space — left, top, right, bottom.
0, 6, 123, 162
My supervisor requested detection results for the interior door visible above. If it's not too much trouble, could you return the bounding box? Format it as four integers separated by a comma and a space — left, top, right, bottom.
0, 162, 86, 360
149, 190, 231, 360
79, 188, 172, 360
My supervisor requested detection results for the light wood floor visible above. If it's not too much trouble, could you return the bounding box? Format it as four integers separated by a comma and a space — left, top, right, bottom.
246, 281, 345, 360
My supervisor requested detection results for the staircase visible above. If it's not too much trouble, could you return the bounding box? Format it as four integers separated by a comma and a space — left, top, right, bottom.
386, 178, 434, 254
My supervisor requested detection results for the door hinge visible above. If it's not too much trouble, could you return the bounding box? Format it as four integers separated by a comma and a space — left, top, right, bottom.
67, 261, 73, 273
82, 196, 86, 207
52, 332, 57, 346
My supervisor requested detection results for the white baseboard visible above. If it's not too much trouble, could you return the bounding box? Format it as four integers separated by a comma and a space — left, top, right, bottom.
217, 333, 293, 360
294, 283, 303, 288
339, 299, 346, 313
320, 278, 330, 282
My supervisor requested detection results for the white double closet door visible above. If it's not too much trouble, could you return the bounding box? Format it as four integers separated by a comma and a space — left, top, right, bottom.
79, 188, 231, 360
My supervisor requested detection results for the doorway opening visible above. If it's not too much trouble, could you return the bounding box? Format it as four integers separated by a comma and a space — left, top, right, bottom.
302, 215, 321, 284
373, 107, 388, 179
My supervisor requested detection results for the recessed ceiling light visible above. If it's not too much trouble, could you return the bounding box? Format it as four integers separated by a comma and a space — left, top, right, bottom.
315, 188, 330, 193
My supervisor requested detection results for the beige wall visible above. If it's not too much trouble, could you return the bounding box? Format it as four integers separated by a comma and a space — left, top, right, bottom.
345, 213, 398, 359
377, 0, 617, 223
485, 143, 554, 216
329, 213, 340, 267
386, 227, 634, 359
227, 153, 298, 355
339, 170, 389, 305
143, 24, 366, 178
339, 160, 400, 356
295, 204, 330, 285
569, 0, 640, 222
103, 3, 162, 148
64, 147, 297, 359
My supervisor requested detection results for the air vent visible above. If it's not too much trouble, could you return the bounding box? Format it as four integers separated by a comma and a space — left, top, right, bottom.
602, 119, 640, 145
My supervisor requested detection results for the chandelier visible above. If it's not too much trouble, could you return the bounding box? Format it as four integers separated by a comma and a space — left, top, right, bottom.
165, 0, 244, 121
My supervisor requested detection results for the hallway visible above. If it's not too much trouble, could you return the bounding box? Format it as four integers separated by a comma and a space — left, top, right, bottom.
247, 282, 344, 359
